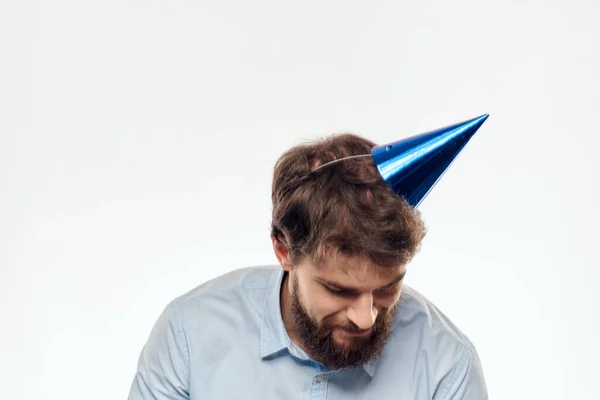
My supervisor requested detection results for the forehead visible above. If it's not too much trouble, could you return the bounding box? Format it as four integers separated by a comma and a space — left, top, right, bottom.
306, 255, 405, 289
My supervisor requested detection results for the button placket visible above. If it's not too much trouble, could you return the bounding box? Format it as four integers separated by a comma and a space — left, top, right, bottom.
309, 373, 328, 399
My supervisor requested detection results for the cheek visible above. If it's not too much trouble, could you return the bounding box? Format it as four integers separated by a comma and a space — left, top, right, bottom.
303, 282, 342, 315
309, 295, 348, 323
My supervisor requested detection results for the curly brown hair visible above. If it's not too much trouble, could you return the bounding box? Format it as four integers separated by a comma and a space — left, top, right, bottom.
271, 133, 427, 269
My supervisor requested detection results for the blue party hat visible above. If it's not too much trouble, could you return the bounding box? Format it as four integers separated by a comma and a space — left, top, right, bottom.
371, 114, 489, 208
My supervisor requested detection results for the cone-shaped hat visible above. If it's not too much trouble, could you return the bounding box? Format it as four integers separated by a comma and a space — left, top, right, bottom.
370, 114, 489, 208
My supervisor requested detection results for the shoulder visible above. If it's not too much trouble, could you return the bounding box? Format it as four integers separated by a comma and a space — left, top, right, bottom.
170, 264, 278, 305
394, 286, 488, 398
181, 265, 277, 296
160, 265, 279, 323
381, 286, 486, 396
393, 285, 480, 361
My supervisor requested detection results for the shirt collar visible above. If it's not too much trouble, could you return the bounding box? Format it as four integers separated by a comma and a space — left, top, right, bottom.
259, 267, 379, 378
259, 267, 292, 359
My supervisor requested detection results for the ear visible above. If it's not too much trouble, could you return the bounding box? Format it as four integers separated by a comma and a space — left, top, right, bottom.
271, 234, 293, 272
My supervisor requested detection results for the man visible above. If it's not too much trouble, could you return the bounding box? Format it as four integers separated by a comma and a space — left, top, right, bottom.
128, 118, 489, 399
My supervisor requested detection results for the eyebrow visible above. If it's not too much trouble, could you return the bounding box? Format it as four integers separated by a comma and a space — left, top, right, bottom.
316, 271, 406, 293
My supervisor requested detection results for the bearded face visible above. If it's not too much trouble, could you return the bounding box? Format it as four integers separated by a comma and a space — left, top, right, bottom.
286, 265, 402, 370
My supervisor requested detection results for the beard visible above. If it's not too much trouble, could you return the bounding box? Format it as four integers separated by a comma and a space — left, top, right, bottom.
289, 276, 397, 370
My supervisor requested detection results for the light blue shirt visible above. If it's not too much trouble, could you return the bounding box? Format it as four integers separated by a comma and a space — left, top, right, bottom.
128, 266, 487, 399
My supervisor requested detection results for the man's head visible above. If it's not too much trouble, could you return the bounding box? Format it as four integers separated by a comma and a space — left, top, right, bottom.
270, 133, 427, 369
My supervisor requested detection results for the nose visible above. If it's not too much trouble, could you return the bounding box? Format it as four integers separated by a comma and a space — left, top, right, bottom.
346, 293, 378, 330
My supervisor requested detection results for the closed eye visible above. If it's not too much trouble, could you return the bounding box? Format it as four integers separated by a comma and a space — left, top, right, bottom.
319, 274, 405, 297
324, 285, 358, 298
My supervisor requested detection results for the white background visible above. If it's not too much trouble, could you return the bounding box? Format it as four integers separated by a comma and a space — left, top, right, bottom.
1, 1, 598, 399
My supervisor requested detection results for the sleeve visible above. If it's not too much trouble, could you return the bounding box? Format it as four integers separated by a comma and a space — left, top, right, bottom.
435, 343, 488, 400
128, 302, 190, 400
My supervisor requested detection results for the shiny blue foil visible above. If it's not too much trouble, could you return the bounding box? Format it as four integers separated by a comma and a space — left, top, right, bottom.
371, 114, 489, 208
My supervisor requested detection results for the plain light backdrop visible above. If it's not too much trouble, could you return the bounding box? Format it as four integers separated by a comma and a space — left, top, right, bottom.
1, 1, 598, 399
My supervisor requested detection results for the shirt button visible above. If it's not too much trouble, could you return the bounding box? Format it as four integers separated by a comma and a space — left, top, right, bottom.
315, 374, 324, 382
